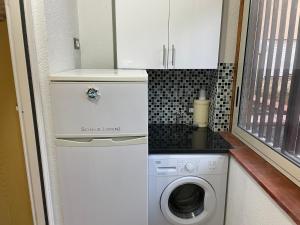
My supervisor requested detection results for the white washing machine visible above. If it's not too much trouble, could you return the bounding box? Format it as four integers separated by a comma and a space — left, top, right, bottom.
149, 154, 228, 225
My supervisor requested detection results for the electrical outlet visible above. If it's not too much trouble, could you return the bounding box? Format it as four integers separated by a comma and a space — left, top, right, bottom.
73, 38, 80, 50
186, 104, 194, 115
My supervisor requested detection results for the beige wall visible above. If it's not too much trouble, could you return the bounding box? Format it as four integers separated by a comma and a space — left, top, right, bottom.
77, 0, 114, 69
0, 21, 33, 225
219, 0, 241, 63
225, 158, 296, 225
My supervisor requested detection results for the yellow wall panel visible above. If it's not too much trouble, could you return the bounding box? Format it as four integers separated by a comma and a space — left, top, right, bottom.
0, 20, 34, 225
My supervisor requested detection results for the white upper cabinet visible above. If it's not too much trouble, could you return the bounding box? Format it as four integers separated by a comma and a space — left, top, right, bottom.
115, 0, 169, 69
168, 0, 223, 69
115, 0, 223, 69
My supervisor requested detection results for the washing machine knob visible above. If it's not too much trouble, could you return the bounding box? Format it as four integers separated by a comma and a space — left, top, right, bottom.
185, 163, 194, 172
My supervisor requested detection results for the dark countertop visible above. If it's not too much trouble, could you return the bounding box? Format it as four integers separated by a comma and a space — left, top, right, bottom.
149, 124, 231, 154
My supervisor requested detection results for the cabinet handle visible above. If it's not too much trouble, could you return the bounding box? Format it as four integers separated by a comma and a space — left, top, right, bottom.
163, 45, 167, 68
172, 44, 175, 67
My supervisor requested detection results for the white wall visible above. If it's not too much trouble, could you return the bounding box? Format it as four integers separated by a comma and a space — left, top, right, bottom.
45, 0, 115, 71
29, 0, 82, 224
225, 158, 296, 225
77, 0, 114, 69
44, 0, 81, 73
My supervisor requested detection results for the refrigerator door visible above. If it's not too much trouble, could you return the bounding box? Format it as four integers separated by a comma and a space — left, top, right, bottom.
56, 137, 148, 225
50, 81, 148, 138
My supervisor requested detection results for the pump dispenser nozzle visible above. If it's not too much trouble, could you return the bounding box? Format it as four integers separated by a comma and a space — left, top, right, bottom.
199, 89, 206, 100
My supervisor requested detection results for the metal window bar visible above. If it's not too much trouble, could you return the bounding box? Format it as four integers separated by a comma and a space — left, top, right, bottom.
265, 0, 289, 142
283, 21, 300, 155
245, 0, 265, 130
239, 0, 261, 128
273, 0, 299, 148
252, 0, 273, 134
259, 0, 280, 138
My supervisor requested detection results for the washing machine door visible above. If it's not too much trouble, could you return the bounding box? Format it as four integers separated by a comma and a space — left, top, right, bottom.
160, 177, 216, 225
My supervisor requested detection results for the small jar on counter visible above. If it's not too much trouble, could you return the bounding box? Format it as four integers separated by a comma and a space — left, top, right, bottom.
193, 89, 210, 127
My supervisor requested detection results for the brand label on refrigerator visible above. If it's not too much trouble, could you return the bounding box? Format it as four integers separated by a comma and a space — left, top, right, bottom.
81, 126, 121, 132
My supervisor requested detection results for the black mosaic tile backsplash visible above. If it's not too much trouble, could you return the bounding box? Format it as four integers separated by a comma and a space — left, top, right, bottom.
147, 63, 234, 131
210, 63, 234, 131
148, 69, 216, 124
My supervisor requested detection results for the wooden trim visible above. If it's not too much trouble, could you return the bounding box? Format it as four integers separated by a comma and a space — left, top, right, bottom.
229, 0, 245, 131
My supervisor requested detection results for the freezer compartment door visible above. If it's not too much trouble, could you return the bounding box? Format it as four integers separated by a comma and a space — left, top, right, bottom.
56, 138, 148, 225
50, 82, 148, 138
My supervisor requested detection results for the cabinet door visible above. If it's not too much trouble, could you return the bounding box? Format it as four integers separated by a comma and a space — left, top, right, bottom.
169, 0, 223, 69
115, 0, 169, 69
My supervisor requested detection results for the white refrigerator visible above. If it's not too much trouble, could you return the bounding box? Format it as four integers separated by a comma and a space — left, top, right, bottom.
49, 69, 148, 225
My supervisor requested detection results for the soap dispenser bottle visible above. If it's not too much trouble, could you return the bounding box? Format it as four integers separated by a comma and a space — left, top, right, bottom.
193, 89, 210, 127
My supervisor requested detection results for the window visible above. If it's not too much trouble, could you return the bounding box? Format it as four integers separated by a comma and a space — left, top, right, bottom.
237, 0, 300, 166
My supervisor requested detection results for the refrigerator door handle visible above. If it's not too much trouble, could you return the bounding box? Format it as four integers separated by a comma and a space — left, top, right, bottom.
56, 136, 148, 147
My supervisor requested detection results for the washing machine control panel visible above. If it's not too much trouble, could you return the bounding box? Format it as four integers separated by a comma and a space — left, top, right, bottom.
177, 160, 199, 175
179, 159, 222, 175
184, 163, 194, 172
151, 155, 227, 176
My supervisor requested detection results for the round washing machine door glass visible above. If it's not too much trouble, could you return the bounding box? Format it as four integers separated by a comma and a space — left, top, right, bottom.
160, 177, 217, 225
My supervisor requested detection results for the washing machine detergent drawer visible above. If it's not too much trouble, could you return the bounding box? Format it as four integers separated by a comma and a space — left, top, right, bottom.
50, 81, 148, 137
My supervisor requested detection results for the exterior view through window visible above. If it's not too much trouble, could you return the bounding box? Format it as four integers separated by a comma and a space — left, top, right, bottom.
239, 0, 300, 164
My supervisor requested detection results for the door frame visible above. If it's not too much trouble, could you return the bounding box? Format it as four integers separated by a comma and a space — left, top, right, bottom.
4, 0, 48, 224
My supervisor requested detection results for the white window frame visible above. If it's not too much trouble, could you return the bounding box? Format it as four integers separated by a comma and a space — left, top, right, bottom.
232, 0, 300, 187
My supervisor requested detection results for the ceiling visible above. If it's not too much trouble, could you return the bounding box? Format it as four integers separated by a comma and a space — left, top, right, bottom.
0, 0, 5, 21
